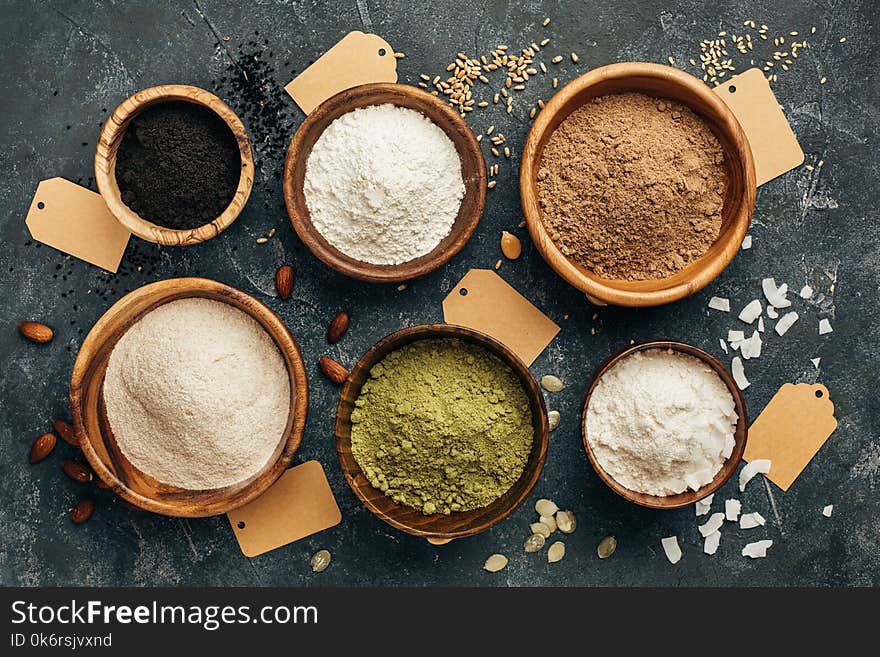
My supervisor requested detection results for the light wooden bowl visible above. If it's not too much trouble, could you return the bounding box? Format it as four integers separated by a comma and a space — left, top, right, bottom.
69, 278, 308, 517
283, 83, 486, 283
95, 84, 254, 246
521, 63, 756, 307
335, 324, 549, 539
581, 340, 748, 509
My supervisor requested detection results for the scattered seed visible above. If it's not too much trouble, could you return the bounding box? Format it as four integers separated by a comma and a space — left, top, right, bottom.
540, 374, 564, 392
397, 284, 408, 292
495, 259, 502, 270
555, 510, 576, 534
540, 38, 550, 46
484, 554, 509, 572
394, 52, 405, 59
547, 410, 560, 430
501, 231, 522, 259
551, 55, 563, 64
552, 77, 558, 88
547, 541, 565, 563
571, 52, 579, 63
530, 522, 551, 538
540, 515, 557, 533
255, 237, 268, 244
535, 498, 559, 517
839, 37, 846, 43
543, 17, 550, 26
524, 533, 546, 552
267, 227, 276, 238
503, 146, 511, 158
820, 76, 827, 84
597, 535, 617, 559
668, 56, 675, 65
310, 549, 331, 573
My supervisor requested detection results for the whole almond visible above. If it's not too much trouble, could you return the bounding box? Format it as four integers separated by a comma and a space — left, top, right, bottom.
61, 459, 94, 483
18, 321, 53, 344
327, 312, 350, 343
275, 265, 294, 300
70, 498, 95, 524
29, 432, 57, 464
53, 419, 79, 447
318, 356, 349, 384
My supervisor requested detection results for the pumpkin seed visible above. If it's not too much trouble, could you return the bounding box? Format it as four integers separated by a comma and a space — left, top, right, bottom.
535, 498, 559, 516
310, 549, 331, 573
597, 535, 617, 559
530, 522, 551, 538
556, 510, 576, 534
547, 541, 565, 563
541, 375, 565, 392
548, 410, 560, 430
540, 514, 557, 533
484, 554, 509, 572
524, 533, 545, 552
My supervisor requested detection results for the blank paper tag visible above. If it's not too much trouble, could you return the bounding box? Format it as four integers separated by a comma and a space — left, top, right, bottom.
715, 68, 804, 186
743, 383, 838, 491
285, 31, 398, 114
25, 177, 130, 273
227, 461, 342, 558
442, 269, 560, 366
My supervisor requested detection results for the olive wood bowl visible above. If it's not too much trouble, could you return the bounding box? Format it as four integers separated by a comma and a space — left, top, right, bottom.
335, 324, 549, 540
69, 277, 308, 517
95, 84, 254, 246
283, 83, 486, 283
520, 63, 757, 307
581, 340, 748, 509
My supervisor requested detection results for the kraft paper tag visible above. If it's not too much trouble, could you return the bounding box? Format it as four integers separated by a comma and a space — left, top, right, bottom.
715, 68, 804, 186
743, 383, 838, 491
285, 31, 398, 114
442, 269, 560, 366
25, 177, 130, 273
227, 461, 342, 558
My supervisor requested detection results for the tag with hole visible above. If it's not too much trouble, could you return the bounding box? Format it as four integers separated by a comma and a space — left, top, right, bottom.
715, 68, 804, 186
25, 177, 130, 273
743, 383, 838, 491
442, 269, 560, 366
227, 461, 342, 558
285, 31, 398, 114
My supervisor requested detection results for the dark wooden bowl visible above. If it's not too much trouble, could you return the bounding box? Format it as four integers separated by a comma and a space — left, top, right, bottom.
336, 324, 549, 539
69, 278, 309, 517
521, 63, 757, 307
283, 83, 486, 283
95, 84, 254, 246
580, 340, 748, 509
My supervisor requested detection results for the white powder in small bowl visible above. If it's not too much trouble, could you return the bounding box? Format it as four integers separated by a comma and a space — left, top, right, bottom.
585, 348, 738, 497
103, 298, 291, 490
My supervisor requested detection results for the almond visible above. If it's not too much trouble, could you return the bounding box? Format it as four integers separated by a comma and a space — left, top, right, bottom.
327, 312, 350, 343
29, 432, 56, 463
70, 498, 95, 524
18, 321, 53, 344
318, 356, 349, 384
61, 459, 94, 483
275, 265, 294, 300
53, 419, 79, 447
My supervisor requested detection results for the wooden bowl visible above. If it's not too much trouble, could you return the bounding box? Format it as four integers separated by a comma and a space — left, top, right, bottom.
283, 83, 486, 283
95, 84, 254, 246
69, 278, 308, 517
520, 63, 756, 307
335, 324, 549, 539
581, 340, 748, 509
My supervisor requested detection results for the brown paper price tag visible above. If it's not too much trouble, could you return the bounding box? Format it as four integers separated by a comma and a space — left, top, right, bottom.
442, 269, 560, 366
227, 461, 342, 558
285, 31, 398, 114
25, 177, 130, 273
743, 383, 838, 491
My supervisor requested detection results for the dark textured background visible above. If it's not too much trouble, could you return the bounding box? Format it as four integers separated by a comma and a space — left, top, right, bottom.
1, 0, 877, 587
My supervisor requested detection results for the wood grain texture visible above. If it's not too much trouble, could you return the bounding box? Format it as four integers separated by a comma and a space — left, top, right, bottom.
69, 278, 309, 518
283, 83, 487, 283
335, 324, 549, 539
94, 84, 254, 246
520, 63, 757, 307
580, 340, 749, 509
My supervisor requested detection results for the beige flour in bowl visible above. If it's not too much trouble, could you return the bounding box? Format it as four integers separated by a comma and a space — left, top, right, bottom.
103, 298, 291, 490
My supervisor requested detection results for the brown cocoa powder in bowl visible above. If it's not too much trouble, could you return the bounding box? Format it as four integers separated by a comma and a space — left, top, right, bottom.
536, 92, 727, 280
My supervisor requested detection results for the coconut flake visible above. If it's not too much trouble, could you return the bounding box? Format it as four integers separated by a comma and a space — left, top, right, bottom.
695, 494, 714, 517
709, 296, 731, 312
800, 285, 814, 299
819, 318, 833, 335
719, 338, 728, 354
699, 512, 725, 537
762, 278, 791, 308
741, 235, 752, 250
661, 536, 682, 564
775, 311, 800, 336
767, 305, 779, 319
725, 499, 741, 522
822, 504, 833, 517
731, 356, 750, 390
742, 540, 773, 558
757, 316, 765, 333
728, 330, 745, 343
738, 299, 763, 324
739, 459, 771, 492
739, 511, 766, 529
741, 331, 763, 360
811, 357, 821, 368
704, 530, 721, 555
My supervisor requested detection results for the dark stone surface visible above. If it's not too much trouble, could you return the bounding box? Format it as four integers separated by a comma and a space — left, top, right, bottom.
1, 0, 877, 587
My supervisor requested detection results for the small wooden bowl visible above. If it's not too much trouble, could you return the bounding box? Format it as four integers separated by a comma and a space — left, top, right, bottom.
95, 84, 254, 246
521, 63, 757, 307
581, 340, 748, 509
69, 278, 308, 517
335, 324, 549, 539
283, 83, 486, 283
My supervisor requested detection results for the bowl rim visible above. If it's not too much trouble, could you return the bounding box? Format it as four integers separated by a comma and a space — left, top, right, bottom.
69, 277, 309, 517
94, 84, 255, 246
335, 323, 549, 538
580, 339, 749, 509
520, 62, 757, 307
283, 82, 486, 283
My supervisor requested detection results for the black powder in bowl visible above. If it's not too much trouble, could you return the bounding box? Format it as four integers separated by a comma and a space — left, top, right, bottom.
115, 101, 241, 230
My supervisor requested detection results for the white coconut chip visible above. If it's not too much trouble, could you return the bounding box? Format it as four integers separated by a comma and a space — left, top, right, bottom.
757, 316, 765, 333
719, 338, 728, 354
739, 459, 771, 492
775, 311, 799, 336
725, 498, 741, 522
742, 540, 773, 558
811, 357, 821, 368
819, 318, 833, 335
739, 511, 766, 529
740, 331, 763, 360
741, 235, 752, 250
731, 356, 750, 390
800, 285, 814, 299
738, 299, 763, 324
704, 530, 721, 555
709, 296, 731, 312
695, 494, 714, 517
822, 504, 834, 517
767, 305, 779, 319
699, 512, 725, 537
661, 536, 682, 564
728, 329, 745, 343
762, 278, 791, 308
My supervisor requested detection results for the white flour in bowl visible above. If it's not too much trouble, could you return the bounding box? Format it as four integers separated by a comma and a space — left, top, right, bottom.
585, 348, 738, 496
103, 298, 290, 490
